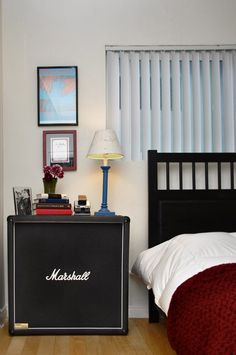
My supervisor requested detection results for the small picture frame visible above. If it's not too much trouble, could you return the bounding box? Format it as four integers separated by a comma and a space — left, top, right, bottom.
13, 187, 33, 215
37, 66, 78, 126
43, 130, 77, 171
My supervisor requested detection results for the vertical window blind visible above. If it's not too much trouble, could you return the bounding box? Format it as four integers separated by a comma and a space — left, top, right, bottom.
106, 48, 236, 160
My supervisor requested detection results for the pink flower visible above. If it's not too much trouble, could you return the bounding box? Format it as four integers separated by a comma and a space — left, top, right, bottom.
43, 165, 51, 174
57, 170, 64, 179
44, 172, 53, 182
43, 164, 64, 180
51, 164, 63, 178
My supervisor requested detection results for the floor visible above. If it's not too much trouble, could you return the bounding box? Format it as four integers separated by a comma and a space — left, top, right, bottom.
0, 318, 176, 355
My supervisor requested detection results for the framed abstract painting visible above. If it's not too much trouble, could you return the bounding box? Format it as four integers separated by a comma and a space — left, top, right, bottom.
37, 66, 78, 126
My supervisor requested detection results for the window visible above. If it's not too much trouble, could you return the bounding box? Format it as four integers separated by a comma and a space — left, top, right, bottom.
106, 47, 236, 160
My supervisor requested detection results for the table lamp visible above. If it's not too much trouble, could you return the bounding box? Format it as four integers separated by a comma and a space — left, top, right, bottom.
87, 129, 124, 216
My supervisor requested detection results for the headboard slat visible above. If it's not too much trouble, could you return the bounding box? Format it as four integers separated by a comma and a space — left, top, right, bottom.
230, 162, 234, 189
218, 162, 221, 190
192, 162, 196, 190
179, 162, 183, 190
205, 162, 209, 190
166, 162, 170, 190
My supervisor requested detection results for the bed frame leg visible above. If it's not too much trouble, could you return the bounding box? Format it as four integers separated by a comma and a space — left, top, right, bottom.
148, 291, 160, 323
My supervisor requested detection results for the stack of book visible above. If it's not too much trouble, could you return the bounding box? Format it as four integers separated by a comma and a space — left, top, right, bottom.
33, 193, 72, 215
74, 195, 91, 216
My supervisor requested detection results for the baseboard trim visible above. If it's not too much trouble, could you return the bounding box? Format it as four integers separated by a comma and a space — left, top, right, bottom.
0, 305, 7, 328
128, 306, 147, 318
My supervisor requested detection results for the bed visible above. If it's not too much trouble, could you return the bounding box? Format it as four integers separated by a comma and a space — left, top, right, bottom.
132, 150, 236, 354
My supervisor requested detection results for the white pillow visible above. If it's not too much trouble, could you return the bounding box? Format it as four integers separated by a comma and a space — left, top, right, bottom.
131, 238, 171, 287
131, 231, 236, 291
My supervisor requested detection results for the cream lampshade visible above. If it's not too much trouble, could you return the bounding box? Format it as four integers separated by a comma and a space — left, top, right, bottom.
87, 129, 123, 165
87, 129, 123, 215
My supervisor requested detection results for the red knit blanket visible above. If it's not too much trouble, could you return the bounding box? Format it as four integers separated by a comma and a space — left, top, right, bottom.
167, 263, 236, 355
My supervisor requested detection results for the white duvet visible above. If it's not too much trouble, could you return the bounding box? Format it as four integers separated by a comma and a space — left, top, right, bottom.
131, 231, 236, 315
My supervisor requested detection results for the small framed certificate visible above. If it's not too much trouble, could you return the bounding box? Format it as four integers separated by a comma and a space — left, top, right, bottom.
43, 130, 77, 171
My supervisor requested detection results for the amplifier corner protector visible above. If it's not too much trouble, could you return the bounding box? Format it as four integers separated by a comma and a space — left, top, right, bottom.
14, 323, 29, 330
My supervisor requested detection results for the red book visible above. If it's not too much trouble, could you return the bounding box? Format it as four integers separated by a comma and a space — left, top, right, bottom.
34, 203, 72, 209
35, 209, 72, 215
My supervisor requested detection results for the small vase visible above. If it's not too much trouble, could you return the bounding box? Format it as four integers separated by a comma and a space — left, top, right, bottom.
43, 178, 57, 194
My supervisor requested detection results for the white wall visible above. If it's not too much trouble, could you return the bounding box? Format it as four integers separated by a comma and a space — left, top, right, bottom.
2, 0, 236, 317
0, 0, 6, 325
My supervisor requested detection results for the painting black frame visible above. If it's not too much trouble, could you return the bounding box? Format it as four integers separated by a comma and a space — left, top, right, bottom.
37, 66, 78, 126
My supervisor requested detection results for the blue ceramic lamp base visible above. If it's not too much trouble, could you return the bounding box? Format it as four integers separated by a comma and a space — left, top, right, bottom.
95, 209, 115, 216
95, 165, 116, 216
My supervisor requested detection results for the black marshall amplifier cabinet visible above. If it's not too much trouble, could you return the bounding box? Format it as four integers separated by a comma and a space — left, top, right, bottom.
8, 215, 130, 335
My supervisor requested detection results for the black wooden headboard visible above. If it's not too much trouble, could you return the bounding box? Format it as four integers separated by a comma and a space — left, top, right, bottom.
148, 150, 236, 322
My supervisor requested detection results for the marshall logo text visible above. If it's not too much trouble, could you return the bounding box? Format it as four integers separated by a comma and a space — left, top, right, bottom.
45, 268, 91, 281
